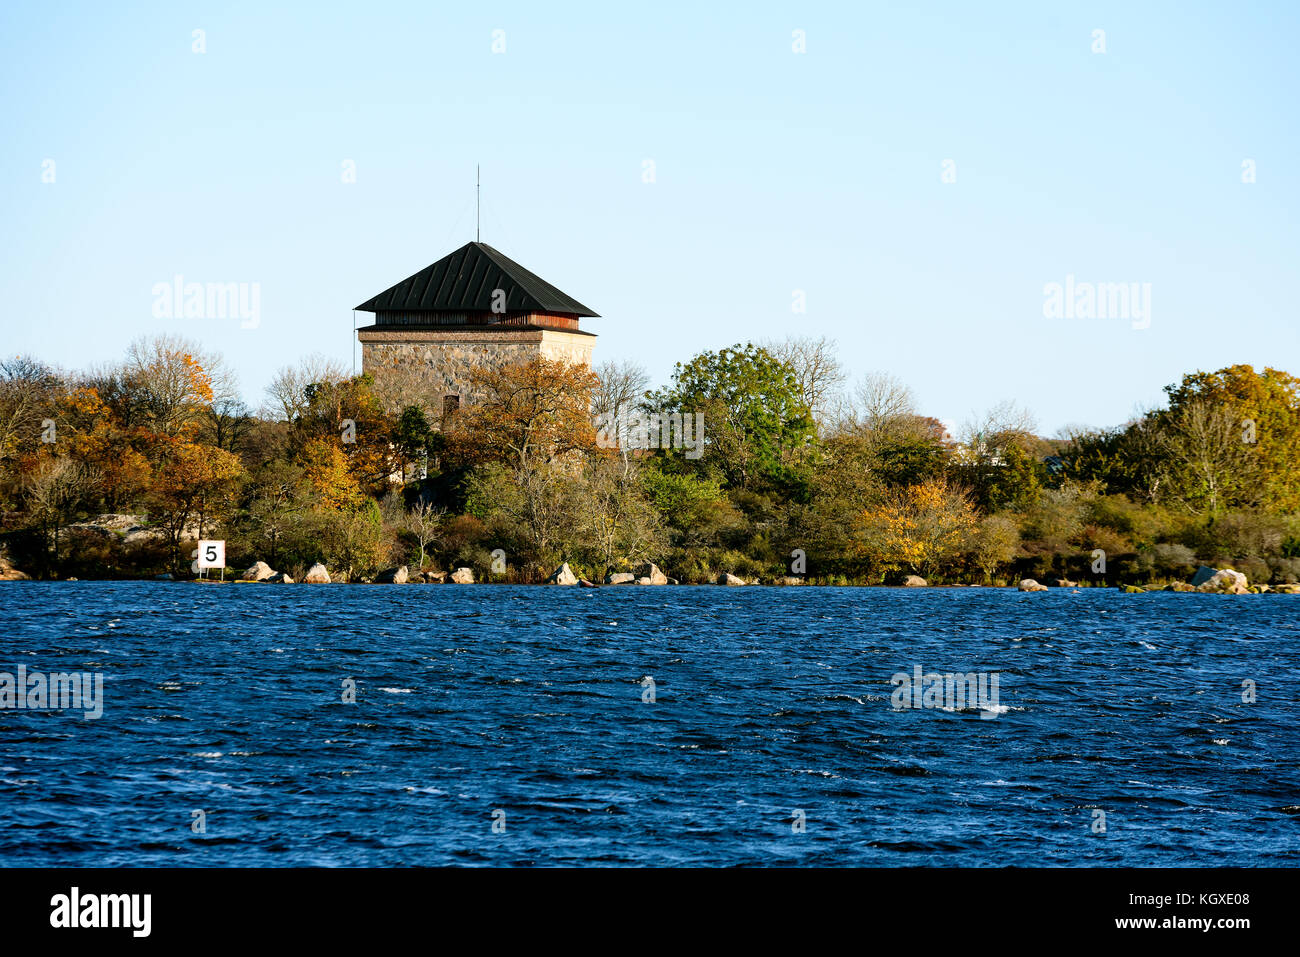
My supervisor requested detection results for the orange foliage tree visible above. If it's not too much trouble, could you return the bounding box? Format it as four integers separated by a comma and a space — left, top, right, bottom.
449, 356, 598, 468
149, 437, 244, 567
57, 387, 153, 510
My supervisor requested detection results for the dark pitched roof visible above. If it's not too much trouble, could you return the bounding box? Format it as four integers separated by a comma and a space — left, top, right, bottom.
354, 241, 599, 317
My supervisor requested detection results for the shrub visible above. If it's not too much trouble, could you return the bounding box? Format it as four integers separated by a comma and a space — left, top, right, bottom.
716, 548, 765, 580
1271, 557, 1300, 583
1190, 511, 1286, 560
1151, 542, 1197, 578
1234, 556, 1271, 584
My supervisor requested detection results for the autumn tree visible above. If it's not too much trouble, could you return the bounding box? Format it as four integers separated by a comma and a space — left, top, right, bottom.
451, 356, 598, 468
103, 334, 217, 438
23, 454, 100, 571
300, 438, 365, 512
436, 357, 598, 571
263, 353, 349, 422
148, 438, 244, 568
56, 386, 152, 511
1156, 397, 1260, 513
290, 374, 399, 495
0, 357, 64, 466
1160, 365, 1296, 510
967, 513, 1020, 582
856, 478, 977, 579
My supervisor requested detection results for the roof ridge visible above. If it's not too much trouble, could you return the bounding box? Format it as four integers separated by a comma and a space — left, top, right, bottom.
354, 241, 598, 317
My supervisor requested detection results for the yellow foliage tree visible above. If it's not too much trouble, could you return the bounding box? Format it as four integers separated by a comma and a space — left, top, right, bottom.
857, 479, 977, 578
301, 438, 365, 512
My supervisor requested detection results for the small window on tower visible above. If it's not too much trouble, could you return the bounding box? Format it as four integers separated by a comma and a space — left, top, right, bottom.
443, 394, 460, 416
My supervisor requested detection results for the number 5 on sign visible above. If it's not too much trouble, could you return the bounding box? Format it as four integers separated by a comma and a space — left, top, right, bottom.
197, 540, 225, 570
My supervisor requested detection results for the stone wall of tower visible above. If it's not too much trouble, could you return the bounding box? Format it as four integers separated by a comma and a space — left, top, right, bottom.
358, 327, 595, 411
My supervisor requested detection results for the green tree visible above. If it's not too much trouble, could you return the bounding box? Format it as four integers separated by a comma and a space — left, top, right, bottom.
954, 439, 1045, 512
647, 343, 816, 493
394, 405, 435, 481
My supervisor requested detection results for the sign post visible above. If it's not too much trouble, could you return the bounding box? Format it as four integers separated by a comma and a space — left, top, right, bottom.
197, 540, 226, 582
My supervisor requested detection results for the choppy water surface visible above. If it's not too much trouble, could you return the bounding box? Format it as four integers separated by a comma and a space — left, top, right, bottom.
0, 582, 1296, 866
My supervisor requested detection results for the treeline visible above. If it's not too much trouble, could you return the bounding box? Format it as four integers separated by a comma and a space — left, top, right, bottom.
1, 334, 1298, 586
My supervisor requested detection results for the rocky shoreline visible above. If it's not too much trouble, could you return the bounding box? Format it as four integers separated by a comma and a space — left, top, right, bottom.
4, 555, 1295, 593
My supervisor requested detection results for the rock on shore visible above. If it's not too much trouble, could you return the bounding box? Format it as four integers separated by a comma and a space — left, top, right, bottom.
1018, 579, 1048, 592
449, 567, 474, 584
376, 566, 409, 584
241, 561, 277, 582
718, 572, 746, 586
304, 563, 331, 584
902, 575, 927, 587
0, 556, 30, 581
634, 562, 668, 585
547, 563, 578, 585
1196, 568, 1249, 594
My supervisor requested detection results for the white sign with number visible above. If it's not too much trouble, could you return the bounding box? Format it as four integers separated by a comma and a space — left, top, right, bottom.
197, 540, 225, 570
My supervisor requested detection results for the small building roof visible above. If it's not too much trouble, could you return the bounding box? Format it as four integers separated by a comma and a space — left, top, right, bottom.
354, 241, 599, 317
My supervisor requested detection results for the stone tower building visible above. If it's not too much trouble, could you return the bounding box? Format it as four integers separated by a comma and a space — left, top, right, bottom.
355, 241, 598, 414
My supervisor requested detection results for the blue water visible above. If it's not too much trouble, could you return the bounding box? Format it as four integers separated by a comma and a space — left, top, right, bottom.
0, 582, 1296, 866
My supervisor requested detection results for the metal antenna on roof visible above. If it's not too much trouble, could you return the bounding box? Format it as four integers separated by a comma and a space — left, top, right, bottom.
476, 164, 480, 242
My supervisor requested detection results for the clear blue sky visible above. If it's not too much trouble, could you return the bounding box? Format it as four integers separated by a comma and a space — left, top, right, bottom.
2, 0, 1296, 434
